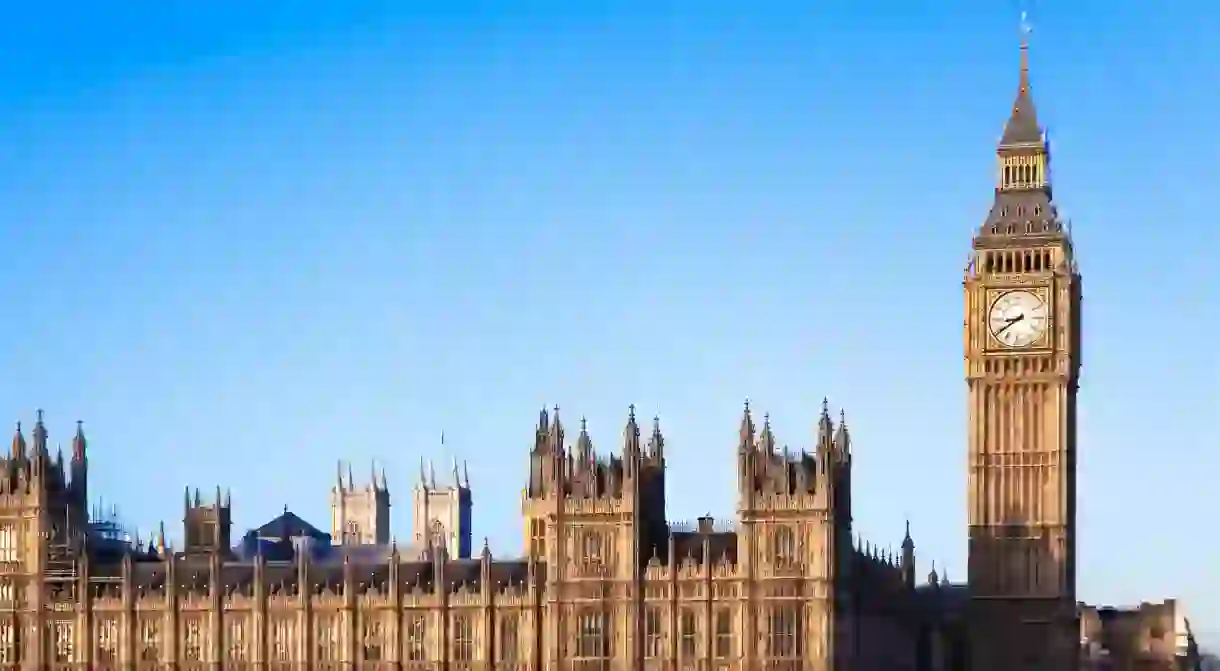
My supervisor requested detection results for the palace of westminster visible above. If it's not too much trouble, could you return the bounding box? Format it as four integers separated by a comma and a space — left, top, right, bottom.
0, 35, 1203, 671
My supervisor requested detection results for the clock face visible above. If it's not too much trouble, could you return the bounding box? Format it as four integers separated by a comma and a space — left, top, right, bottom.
988, 290, 1049, 348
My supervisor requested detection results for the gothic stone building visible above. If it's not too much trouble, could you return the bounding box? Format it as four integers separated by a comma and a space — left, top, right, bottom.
0, 403, 928, 670
0, 32, 1197, 671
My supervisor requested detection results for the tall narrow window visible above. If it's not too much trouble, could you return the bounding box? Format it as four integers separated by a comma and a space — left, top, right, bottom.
499, 613, 519, 662
96, 619, 117, 664
404, 614, 427, 661
715, 608, 733, 658
226, 617, 248, 662
581, 530, 605, 574
140, 620, 161, 662
183, 619, 203, 661
453, 614, 474, 662
576, 610, 609, 658
52, 621, 73, 663
314, 616, 339, 662
767, 605, 803, 658
772, 525, 796, 568
644, 607, 663, 658
529, 519, 546, 558
272, 619, 294, 662
680, 608, 697, 658
0, 526, 17, 563
363, 617, 384, 661
0, 621, 15, 663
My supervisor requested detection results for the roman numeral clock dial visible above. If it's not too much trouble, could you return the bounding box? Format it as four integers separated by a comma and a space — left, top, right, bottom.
987, 290, 1049, 348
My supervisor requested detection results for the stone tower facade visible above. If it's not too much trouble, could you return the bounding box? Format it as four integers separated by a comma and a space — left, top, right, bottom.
0, 412, 90, 668
329, 460, 390, 545
519, 404, 914, 670
411, 457, 472, 559
963, 34, 1082, 671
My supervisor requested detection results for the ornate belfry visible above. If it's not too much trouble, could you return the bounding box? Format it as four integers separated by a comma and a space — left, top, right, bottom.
963, 25, 1082, 671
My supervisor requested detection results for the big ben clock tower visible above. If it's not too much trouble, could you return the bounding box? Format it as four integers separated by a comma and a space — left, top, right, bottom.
964, 30, 1081, 671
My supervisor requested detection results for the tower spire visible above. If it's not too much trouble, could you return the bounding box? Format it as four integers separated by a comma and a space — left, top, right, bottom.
72, 420, 86, 461
979, 11, 1062, 239
1000, 12, 1042, 148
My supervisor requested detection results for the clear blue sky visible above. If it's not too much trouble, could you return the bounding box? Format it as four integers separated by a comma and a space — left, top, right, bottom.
1, 0, 1216, 643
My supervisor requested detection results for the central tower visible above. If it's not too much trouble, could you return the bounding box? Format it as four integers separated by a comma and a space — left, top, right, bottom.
963, 33, 1081, 671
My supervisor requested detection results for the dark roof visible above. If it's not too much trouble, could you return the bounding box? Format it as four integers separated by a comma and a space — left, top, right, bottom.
250, 509, 329, 542
670, 531, 737, 565
999, 44, 1042, 147
110, 552, 540, 598
977, 41, 1068, 243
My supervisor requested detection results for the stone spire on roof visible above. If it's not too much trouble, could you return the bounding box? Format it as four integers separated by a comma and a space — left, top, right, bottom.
999, 13, 1043, 148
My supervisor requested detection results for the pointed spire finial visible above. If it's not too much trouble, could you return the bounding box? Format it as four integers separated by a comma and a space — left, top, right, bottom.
1018, 10, 1032, 92
11, 421, 25, 458
72, 420, 86, 460
999, 7, 1043, 148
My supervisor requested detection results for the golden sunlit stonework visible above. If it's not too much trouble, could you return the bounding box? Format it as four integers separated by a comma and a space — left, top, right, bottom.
0, 34, 1202, 671
0, 403, 934, 671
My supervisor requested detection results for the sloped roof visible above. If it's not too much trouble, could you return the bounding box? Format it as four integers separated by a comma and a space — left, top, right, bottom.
250, 509, 329, 541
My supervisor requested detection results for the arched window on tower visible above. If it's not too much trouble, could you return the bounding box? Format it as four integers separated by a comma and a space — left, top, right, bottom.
772, 526, 797, 569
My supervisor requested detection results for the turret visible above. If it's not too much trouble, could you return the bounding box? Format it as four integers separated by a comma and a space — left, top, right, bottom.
71, 421, 87, 488
621, 405, 640, 464
901, 520, 916, 589
647, 415, 664, 463
31, 409, 47, 457
10, 422, 24, 461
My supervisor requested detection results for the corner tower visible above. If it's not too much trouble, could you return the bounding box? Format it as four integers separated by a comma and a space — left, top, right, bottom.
964, 29, 1081, 671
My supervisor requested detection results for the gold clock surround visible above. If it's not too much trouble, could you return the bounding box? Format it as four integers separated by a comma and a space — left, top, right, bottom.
984, 286, 1052, 351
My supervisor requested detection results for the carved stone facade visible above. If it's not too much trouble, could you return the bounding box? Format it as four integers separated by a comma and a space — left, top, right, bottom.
411, 459, 472, 561
0, 404, 926, 670
962, 34, 1082, 671
331, 462, 391, 546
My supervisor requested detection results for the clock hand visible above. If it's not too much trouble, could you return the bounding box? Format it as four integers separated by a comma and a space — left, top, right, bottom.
995, 313, 1025, 336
